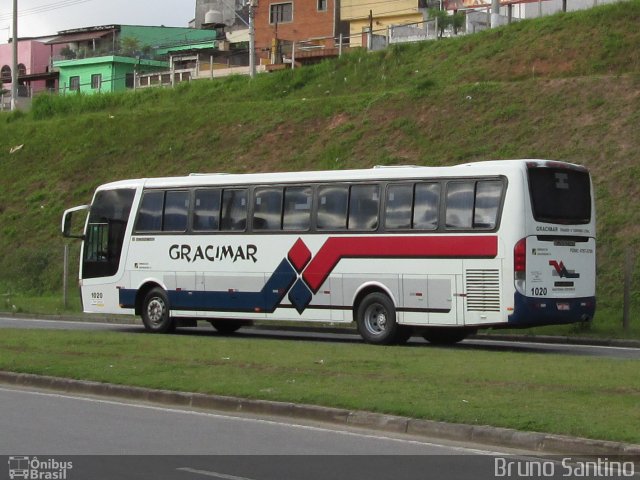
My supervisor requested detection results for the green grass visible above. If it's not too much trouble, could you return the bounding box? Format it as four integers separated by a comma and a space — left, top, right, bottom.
0, 329, 638, 443
1, 0, 640, 337
0, 292, 82, 316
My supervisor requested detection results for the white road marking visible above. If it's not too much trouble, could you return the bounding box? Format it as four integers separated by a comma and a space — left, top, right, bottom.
176, 467, 255, 480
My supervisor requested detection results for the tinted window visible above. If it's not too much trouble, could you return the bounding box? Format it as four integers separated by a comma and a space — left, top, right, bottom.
83, 188, 135, 279
414, 183, 440, 230
445, 182, 475, 229
135, 191, 164, 232
474, 180, 503, 229
385, 184, 413, 230
349, 184, 379, 230
283, 186, 312, 231
193, 189, 221, 231
164, 191, 189, 232
317, 185, 348, 230
528, 167, 591, 224
254, 187, 283, 230
220, 189, 247, 231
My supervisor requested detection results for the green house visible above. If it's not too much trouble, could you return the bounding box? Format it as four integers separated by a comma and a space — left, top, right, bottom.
48, 25, 218, 94
54, 56, 168, 94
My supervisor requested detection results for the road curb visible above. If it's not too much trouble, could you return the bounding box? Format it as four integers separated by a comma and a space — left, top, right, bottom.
1, 370, 638, 458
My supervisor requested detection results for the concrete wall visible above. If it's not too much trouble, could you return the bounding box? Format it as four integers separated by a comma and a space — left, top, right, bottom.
507, 0, 619, 18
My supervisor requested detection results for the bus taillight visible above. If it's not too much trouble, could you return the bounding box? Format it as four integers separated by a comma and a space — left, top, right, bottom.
514, 238, 526, 294
514, 238, 526, 273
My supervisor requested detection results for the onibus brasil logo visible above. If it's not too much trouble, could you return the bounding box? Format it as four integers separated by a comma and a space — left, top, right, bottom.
8, 456, 73, 480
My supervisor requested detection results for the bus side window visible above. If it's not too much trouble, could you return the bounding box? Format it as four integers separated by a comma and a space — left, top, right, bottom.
193, 189, 221, 231
385, 184, 413, 230
283, 186, 312, 231
413, 183, 440, 230
316, 185, 348, 230
135, 191, 164, 232
348, 184, 379, 230
221, 189, 247, 231
474, 180, 503, 229
445, 181, 474, 229
253, 187, 283, 231
163, 191, 189, 232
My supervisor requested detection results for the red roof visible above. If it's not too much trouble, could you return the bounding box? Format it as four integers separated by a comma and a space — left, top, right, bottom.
46, 29, 116, 45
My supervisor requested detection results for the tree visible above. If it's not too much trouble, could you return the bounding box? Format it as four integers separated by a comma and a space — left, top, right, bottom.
451, 11, 465, 35
60, 46, 76, 60
120, 36, 142, 57
428, 8, 466, 37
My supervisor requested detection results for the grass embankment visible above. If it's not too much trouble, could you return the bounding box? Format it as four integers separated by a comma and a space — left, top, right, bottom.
0, 0, 640, 337
0, 329, 638, 444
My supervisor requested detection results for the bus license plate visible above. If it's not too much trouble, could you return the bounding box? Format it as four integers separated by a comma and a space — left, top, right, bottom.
557, 303, 570, 311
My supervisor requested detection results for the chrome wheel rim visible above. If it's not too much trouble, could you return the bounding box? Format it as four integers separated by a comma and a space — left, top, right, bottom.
146, 297, 166, 326
363, 303, 388, 336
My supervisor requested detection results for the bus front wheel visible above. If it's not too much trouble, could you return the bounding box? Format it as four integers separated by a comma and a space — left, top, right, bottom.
141, 287, 175, 333
356, 292, 399, 345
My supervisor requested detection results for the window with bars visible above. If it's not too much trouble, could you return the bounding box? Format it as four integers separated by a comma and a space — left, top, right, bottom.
270, 2, 293, 23
91, 74, 102, 90
69, 76, 80, 91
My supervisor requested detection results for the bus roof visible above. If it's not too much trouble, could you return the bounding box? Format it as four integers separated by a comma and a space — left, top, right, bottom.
95, 159, 587, 191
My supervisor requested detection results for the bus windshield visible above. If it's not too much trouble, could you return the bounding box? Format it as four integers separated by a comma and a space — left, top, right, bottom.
527, 166, 591, 225
83, 188, 136, 279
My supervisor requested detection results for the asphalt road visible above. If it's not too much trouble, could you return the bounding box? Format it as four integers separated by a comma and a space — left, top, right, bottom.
1, 386, 635, 480
0, 385, 522, 480
1, 316, 639, 360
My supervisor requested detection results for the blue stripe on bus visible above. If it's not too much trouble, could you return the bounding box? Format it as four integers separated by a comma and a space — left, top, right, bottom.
119, 258, 298, 313
508, 292, 595, 326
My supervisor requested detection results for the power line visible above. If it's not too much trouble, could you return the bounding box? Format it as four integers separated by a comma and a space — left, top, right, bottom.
0, 0, 94, 22
342, 0, 412, 10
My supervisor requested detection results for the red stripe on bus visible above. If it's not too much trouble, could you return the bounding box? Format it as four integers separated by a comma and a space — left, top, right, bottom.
302, 236, 498, 293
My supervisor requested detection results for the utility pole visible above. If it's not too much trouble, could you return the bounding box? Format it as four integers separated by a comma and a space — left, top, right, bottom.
368, 10, 373, 50
491, 0, 500, 28
11, 0, 18, 111
249, 0, 256, 78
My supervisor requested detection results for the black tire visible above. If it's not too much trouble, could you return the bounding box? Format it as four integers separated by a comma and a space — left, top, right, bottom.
210, 320, 250, 334
141, 287, 175, 333
422, 327, 471, 345
356, 292, 399, 345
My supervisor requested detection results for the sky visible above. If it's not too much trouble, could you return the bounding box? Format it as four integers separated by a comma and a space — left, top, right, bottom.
0, 0, 196, 42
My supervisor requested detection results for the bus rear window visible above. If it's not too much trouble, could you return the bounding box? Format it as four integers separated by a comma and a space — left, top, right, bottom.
528, 167, 591, 224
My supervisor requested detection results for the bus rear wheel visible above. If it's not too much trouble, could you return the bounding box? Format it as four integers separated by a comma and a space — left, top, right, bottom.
141, 287, 175, 333
356, 292, 399, 345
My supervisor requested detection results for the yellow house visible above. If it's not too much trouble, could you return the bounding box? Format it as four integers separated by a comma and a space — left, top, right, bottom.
341, 0, 426, 47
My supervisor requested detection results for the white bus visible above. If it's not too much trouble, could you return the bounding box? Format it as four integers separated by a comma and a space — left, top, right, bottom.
62, 159, 596, 345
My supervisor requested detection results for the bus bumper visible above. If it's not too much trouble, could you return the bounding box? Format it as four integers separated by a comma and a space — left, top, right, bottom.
507, 293, 596, 327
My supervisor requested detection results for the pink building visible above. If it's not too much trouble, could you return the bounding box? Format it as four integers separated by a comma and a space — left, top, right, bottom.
0, 39, 63, 101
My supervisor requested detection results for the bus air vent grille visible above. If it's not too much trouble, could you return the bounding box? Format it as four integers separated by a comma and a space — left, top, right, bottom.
465, 269, 501, 312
